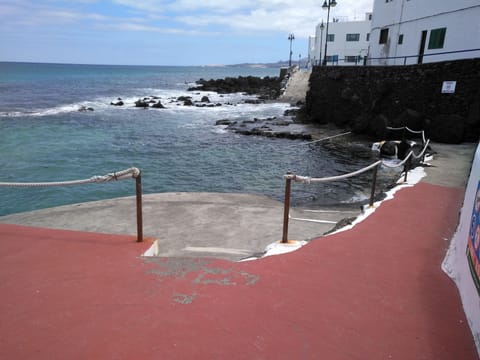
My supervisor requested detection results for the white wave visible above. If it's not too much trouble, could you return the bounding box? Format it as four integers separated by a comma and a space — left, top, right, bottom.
0, 88, 293, 119
212, 125, 229, 134
0, 101, 104, 118
342, 193, 369, 204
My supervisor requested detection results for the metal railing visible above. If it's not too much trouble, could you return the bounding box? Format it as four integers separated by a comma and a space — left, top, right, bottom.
281, 134, 430, 243
0, 168, 144, 242
366, 48, 480, 66
313, 48, 480, 67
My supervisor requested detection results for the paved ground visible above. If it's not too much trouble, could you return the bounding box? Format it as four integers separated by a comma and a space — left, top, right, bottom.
0, 142, 478, 359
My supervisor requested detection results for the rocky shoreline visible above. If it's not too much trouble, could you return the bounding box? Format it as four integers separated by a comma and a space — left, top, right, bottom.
188, 75, 282, 100
189, 73, 330, 140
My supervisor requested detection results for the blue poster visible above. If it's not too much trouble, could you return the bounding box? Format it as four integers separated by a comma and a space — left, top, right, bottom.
467, 181, 480, 295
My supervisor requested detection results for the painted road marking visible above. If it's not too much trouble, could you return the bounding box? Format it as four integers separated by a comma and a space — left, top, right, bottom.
183, 246, 252, 256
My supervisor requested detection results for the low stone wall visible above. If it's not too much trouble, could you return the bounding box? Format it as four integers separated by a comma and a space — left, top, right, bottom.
305, 59, 480, 143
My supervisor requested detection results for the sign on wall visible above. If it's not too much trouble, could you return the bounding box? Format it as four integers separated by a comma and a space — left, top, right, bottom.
442, 81, 457, 93
468, 181, 480, 295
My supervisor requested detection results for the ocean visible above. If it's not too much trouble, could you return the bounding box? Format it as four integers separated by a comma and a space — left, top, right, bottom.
0, 62, 399, 216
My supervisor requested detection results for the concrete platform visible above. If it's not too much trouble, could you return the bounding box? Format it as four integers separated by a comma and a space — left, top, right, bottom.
0, 192, 359, 261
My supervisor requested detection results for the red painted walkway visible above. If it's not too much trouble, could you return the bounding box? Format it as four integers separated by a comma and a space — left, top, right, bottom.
0, 182, 478, 359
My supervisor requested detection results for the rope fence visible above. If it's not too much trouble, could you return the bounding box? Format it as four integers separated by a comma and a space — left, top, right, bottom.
281, 138, 431, 243
386, 126, 427, 144
0, 167, 144, 242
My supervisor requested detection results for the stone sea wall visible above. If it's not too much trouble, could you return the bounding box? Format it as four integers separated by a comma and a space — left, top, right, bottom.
305, 58, 480, 143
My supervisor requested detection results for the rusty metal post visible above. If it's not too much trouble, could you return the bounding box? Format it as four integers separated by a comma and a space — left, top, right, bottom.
282, 173, 293, 244
135, 173, 143, 242
403, 156, 410, 182
369, 164, 378, 207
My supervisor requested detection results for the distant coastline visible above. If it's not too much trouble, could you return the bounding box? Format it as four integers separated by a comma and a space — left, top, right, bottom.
0, 59, 296, 68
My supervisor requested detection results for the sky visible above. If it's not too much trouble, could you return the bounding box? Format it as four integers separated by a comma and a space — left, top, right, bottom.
0, 0, 373, 66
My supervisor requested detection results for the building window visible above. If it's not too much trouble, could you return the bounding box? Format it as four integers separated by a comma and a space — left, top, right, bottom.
345, 56, 361, 63
428, 28, 446, 49
379, 28, 389, 44
327, 34, 335, 42
325, 55, 339, 63
366, 33, 370, 41
346, 33, 360, 42
398, 34, 404, 45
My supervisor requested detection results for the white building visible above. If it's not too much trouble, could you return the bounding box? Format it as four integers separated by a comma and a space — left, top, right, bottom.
308, 13, 372, 66
368, 0, 480, 65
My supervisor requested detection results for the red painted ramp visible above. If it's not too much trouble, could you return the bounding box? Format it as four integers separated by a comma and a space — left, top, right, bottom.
0, 182, 478, 359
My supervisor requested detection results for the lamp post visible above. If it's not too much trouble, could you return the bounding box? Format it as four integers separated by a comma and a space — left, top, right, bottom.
322, 0, 337, 66
319, 20, 325, 66
288, 33, 295, 67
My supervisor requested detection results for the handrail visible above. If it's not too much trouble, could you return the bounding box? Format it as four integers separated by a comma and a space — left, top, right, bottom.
281, 139, 431, 243
367, 49, 480, 61
313, 48, 480, 67
0, 167, 144, 242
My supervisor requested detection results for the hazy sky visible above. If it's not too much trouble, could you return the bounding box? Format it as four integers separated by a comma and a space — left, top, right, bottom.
0, 0, 373, 66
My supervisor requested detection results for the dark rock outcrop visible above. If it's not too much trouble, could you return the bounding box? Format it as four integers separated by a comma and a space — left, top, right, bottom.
189, 76, 281, 100
379, 141, 397, 157
151, 101, 166, 109
111, 98, 124, 106
215, 115, 313, 140
135, 99, 149, 108
78, 106, 94, 112
216, 119, 236, 126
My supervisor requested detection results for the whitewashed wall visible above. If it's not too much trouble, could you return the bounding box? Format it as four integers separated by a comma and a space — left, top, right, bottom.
443, 143, 480, 356
369, 0, 480, 65
309, 14, 371, 66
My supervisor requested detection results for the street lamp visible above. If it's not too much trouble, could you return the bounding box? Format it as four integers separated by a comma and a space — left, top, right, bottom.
319, 20, 325, 67
322, 0, 337, 66
288, 33, 295, 67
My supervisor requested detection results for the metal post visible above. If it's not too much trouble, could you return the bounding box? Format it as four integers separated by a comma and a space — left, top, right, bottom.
288, 34, 295, 67
319, 21, 324, 66
403, 156, 411, 182
282, 173, 293, 244
322, 5, 331, 66
369, 165, 378, 207
135, 173, 143, 242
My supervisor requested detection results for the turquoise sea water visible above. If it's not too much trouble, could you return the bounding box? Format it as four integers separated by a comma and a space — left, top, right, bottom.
0, 62, 386, 216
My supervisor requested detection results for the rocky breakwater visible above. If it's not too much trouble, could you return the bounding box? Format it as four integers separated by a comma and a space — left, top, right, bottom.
189, 74, 319, 139
188, 75, 282, 100
306, 58, 480, 143
215, 112, 313, 140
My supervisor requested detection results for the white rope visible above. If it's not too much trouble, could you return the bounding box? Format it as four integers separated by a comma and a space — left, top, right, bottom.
412, 139, 430, 159
386, 126, 426, 144
286, 161, 382, 183
381, 139, 430, 168
285, 138, 431, 183
0, 167, 140, 188
292, 131, 352, 146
